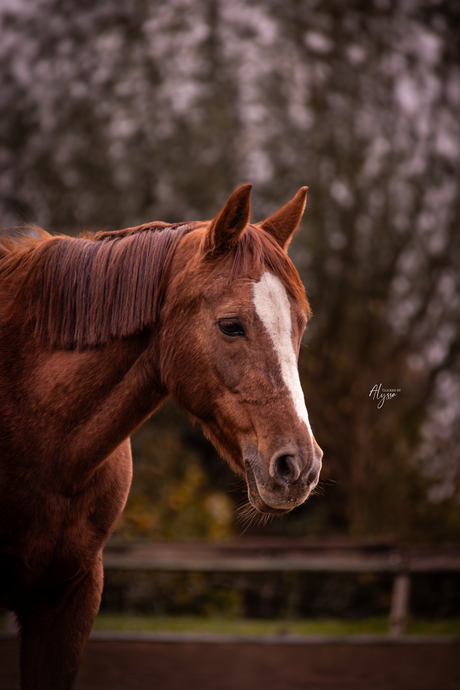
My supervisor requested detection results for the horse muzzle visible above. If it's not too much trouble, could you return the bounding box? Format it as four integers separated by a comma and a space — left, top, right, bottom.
244, 443, 322, 515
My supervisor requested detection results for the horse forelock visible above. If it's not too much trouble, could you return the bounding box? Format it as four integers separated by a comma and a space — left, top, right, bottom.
205, 224, 310, 318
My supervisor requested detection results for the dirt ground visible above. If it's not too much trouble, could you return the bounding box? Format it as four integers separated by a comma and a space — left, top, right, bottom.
1, 634, 459, 690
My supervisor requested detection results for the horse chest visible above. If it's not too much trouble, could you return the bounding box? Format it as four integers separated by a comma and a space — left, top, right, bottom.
0, 443, 132, 605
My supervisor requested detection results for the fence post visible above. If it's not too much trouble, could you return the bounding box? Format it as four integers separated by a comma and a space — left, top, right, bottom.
389, 572, 410, 636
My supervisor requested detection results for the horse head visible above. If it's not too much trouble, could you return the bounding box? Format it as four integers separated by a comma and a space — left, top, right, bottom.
160, 185, 322, 515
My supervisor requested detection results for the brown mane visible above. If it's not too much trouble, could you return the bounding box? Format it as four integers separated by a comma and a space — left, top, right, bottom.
0, 220, 309, 351
0, 222, 193, 349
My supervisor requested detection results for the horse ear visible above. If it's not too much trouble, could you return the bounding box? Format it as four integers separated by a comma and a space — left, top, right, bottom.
204, 184, 252, 254
257, 187, 308, 251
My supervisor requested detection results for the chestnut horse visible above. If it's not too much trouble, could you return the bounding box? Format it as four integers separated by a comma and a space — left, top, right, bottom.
0, 185, 322, 689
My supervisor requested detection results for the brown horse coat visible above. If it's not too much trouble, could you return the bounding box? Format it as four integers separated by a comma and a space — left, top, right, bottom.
0, 185, 322, 689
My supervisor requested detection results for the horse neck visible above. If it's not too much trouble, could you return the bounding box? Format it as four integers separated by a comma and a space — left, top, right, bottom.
0, 224, 202, 492
0, 325, 167, 492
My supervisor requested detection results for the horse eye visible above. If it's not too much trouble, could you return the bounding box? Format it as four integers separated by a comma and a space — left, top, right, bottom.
218, 319, 245, 337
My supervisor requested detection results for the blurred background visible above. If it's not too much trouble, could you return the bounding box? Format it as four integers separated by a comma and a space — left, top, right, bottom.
1, 0, 459, 549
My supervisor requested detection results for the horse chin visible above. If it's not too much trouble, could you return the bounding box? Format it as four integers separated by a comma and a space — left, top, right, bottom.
248, 492, 292, 515
245, 461, 293, 515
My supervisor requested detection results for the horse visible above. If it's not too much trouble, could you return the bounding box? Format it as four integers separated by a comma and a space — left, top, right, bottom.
0, 184, 323, 689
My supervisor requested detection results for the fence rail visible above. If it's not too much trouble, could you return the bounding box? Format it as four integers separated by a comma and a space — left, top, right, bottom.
102, 539, 460, 636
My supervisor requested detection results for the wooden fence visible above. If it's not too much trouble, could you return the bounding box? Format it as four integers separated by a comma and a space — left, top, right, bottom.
101, 538, 460, 635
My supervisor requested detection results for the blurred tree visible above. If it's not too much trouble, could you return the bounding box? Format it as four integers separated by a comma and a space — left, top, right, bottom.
1, 0, 459, 541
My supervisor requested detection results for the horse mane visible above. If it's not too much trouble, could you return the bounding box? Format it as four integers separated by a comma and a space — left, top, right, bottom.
0, 222, 193, 349
0, 220, 309, 351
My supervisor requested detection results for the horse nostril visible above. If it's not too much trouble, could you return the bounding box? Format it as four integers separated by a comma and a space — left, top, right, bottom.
272, 453, 301, 485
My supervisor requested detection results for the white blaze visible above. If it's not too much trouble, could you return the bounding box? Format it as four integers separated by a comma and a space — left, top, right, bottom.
252, 271, 313, 436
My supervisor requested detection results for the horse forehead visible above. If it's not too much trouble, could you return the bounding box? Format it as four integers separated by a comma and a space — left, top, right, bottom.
252, 272, 293, 333
204, 269, 299, 324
